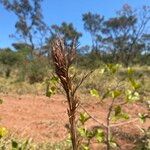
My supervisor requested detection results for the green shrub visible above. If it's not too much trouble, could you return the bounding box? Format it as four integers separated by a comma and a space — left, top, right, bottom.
26, 57, 49, 84
0, 48, 20, 78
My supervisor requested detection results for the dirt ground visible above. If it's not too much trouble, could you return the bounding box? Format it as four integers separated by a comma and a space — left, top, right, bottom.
0, 94, 149, 150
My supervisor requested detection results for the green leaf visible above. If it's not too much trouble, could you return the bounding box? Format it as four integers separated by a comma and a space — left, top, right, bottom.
79, 113, 90, 125
100, 68, 105, 74
46, 86, 57, 98
12, 140, 18, 148
45, 76, 59, 97
107, 64, 116, 73
95, 129, 104, 143
46, 90, 53, 97
114, 106, 121, 116
90, 89, 100, 98
0, 127, 8, 138
86, 130, 96, 139
81, 144, 90, 150
138, 113, 148, 123
112, 112, 129, 122
110, 141, 117, 148
126, 90, 140, 102
111, 90, 121, 99
77, 127, 87, 138
120, 113, 130, 120
50, 76, 59, 84
129, 79, 141, 90
127, 67, 134, 75
50, 86, 57, 94
106, 64, 121, 74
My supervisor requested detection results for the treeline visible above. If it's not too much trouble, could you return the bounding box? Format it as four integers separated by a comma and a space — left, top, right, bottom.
0, 0, 150, 83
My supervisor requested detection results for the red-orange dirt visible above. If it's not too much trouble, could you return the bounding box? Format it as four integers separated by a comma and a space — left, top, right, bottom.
0, 94, 149, 150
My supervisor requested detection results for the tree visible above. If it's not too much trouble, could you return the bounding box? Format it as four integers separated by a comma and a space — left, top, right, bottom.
82, 12, 104, 51
12, 42, 32, 60
140, 34, 150, 65
0, 0, 49, 58
102, 4, 150, 66
142, 34, 150, 54
51, 22, 82, 46
82, 5, 150, 66
43, 22, 82, 64
0, 48, 20, 77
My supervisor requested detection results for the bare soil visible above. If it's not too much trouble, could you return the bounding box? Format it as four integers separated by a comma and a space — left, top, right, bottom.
0, 94, 149, 150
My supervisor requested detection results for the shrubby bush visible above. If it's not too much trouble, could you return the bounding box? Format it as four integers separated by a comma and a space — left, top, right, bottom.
0, 48, 20, 78
26, 57, 49, 84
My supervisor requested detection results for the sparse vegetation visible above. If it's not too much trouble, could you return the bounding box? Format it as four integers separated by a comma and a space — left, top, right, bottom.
0, 0, 149, 149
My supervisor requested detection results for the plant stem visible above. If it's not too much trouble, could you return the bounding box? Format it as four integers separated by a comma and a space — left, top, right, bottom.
106, 118, 110, 150
67, 91, 78, 150
69, 110, 77, 150
106, 98, 115, 150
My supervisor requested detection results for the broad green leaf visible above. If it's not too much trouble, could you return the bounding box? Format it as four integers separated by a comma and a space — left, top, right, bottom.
45, 76, 59, 98
86, 130, 96, 139
126, 90, 140, 102
138, 113, 148, 123
79, 113, 90, 125
112, 112, 129, 121
46, 90, 53, 97
111, 90, 121, 99
50, 86, 56, 93
106, 64, 116, 73
127, 67, 134, 75
120, 113, 130, 120
77, 127, 87, 138
106, 64, 121, 74
130, 91, 140, 101
11, 140, 18, 148
0, 127, 8, 138
95, 129, 104, 143
90, 89, 100, 98
46, 86, 57, 98
100, 68, 105, 74
50, 76, 59, 84
81, 144, 90, 150
129, 79, 141, 90
110, 141, 117, 148
114, 106, 121, 116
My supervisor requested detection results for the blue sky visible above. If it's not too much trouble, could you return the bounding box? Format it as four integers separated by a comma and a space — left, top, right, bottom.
0, 0, 150, 48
